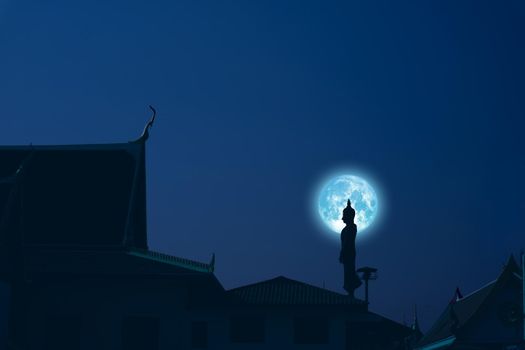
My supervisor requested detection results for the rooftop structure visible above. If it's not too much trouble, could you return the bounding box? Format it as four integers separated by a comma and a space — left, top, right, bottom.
416, 256, 524, 350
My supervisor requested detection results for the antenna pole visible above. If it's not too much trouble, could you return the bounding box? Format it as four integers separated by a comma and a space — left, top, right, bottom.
364, 279, 369, 304
522, 252, 524, 343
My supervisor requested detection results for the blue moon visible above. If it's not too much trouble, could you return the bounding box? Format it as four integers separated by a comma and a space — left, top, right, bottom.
318, 174, 379, 235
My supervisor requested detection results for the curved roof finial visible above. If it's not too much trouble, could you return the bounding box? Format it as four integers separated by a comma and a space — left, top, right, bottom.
137, 105, 157, 142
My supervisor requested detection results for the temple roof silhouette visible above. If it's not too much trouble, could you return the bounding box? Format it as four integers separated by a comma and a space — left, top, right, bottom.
8, 247, 215, 277
0, 126, 216, 281
416, 255, 522, 349
227, 276, 366, 306
0, 142, 148, 249
417, 280, 496, 347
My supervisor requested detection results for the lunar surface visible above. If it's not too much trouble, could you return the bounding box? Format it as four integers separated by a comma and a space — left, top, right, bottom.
318, 174, 378, 234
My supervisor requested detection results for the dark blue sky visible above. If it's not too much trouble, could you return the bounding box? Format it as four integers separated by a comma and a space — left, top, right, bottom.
1, 0, 524, 329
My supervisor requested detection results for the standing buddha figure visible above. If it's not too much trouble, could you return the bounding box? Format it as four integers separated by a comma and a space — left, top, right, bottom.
339, 200, 362, 296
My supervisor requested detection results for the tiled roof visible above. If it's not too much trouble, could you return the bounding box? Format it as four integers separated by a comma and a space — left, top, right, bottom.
416, 280, 496, 348
127, 248, 214, 273
417, 256, 522, 349
227, 276, 365, 306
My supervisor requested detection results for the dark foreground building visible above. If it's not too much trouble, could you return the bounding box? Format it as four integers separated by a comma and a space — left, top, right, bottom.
416, 256, 525, 350
0, 129, 411, 349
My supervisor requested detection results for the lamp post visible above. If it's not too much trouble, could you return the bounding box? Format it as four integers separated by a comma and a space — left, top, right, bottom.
356, 267, 378, 305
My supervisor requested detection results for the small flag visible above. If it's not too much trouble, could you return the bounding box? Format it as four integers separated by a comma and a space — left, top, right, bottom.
449, 287, 463, 304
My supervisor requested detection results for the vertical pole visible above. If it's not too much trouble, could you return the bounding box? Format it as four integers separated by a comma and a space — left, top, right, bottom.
365, 279, 369, 304
522, 252, 524, 343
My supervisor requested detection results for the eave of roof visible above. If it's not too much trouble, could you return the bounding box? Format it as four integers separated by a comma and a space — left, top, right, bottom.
127, 248, 214, 273
0, 142, 140, 151
415, 336, 456, 350
11, 247, 215, 277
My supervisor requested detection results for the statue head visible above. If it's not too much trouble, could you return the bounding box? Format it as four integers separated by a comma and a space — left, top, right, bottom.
342, 199, 356, 225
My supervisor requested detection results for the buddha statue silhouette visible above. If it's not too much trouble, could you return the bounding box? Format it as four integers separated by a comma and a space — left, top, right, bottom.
339, 200, 362, 296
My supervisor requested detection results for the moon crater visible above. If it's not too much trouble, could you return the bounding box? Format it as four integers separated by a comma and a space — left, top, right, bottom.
318, 174, 378, 235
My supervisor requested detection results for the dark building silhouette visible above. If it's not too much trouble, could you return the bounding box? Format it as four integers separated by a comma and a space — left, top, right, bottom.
0, 124, 412, 349
226, 276, 412, 349
416, 255, 524, 350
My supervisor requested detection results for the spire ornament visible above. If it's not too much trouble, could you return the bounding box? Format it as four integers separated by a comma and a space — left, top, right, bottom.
135, 105, 157, 142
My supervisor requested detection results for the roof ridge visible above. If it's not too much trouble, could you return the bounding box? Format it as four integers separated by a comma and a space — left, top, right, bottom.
228, 275, 350, 297
457, 279, 497, 301
226, 275, 365, 306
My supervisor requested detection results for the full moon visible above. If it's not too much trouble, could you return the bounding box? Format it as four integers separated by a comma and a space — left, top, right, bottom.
318, 174, 378, 234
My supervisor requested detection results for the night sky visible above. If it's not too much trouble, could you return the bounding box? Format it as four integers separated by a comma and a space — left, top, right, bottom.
1, 0, 524, 330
